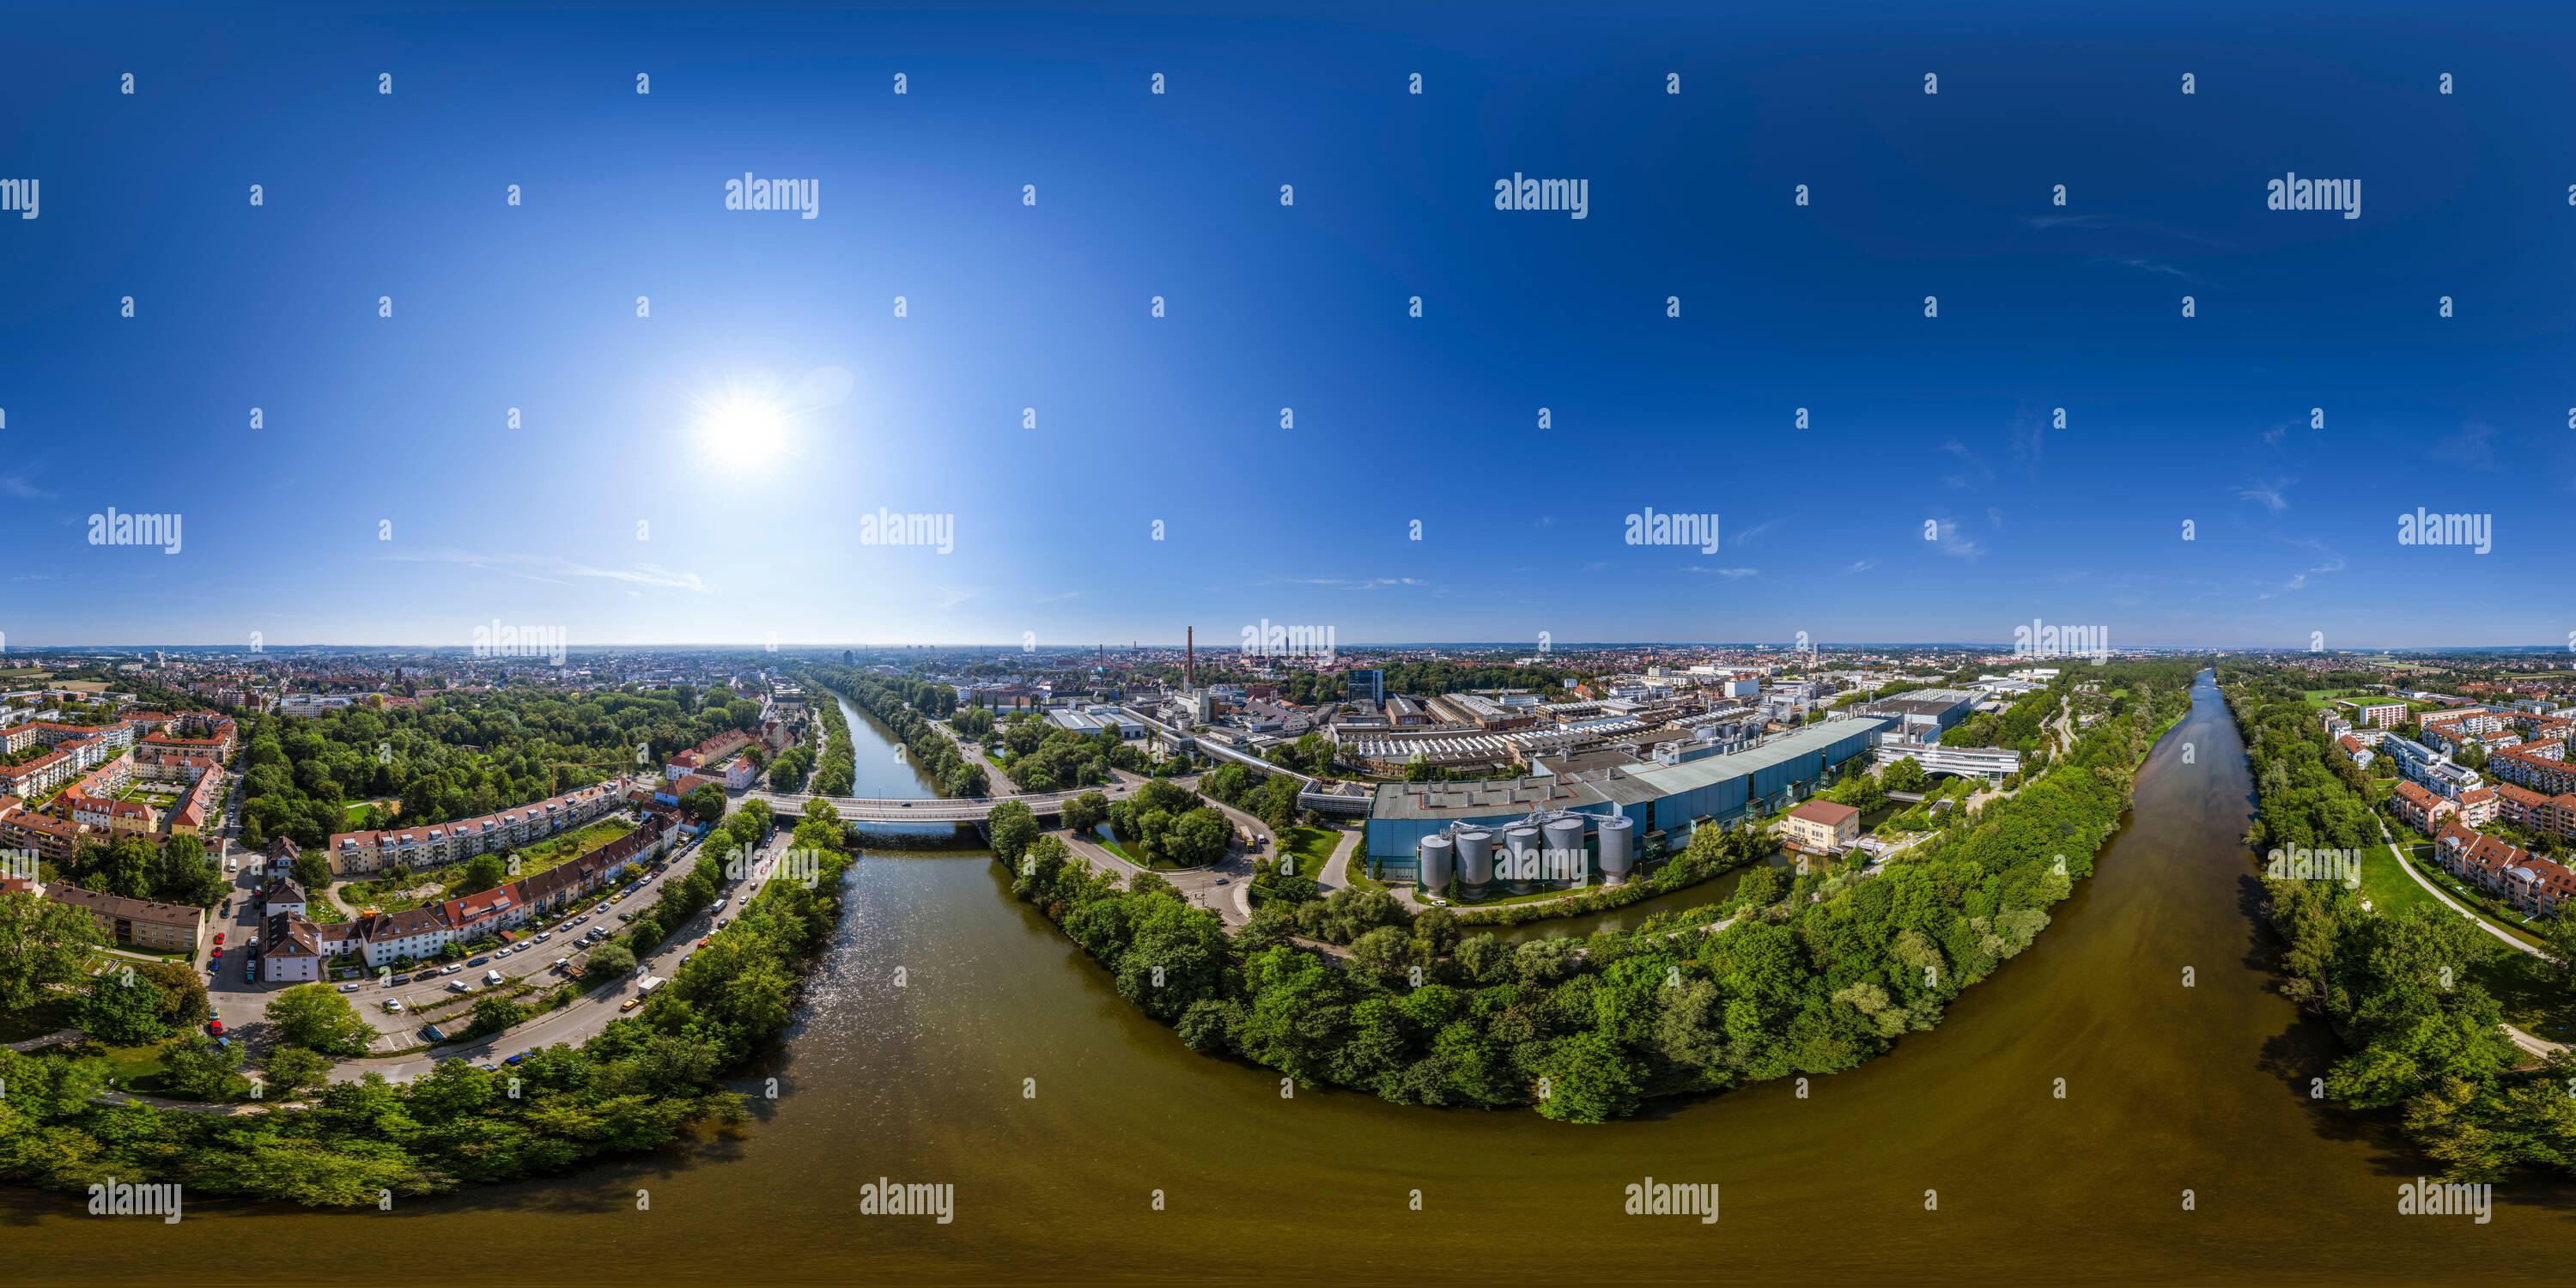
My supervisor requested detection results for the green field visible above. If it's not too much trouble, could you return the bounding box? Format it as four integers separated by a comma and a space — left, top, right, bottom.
1274, 825, 1339, 880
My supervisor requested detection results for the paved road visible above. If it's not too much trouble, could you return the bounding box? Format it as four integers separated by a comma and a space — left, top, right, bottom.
934, 719, 1018, 795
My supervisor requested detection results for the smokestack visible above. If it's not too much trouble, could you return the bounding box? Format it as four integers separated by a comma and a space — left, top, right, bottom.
1186, 626, 1194, 690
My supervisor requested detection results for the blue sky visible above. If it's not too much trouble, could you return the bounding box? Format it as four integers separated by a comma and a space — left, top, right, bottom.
3, 1, 2572, 651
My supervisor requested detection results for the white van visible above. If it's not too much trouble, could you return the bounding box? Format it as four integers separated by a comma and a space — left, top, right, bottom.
483, 969, 505, 986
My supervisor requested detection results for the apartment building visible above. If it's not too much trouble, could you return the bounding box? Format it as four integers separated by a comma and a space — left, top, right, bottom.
2392, 780, 2458, 834
49, 884, 205, 952
325, 778, 629, 876
2488, 744, 2576, 798
275, 811, 672, 972
2433, 823, 2576, 918
665, 729, 754, 782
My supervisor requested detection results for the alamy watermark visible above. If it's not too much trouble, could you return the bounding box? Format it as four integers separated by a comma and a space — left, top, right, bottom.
1241, 620, 1335, 662
724, 172, 819, 219
2013, 617, 2109, 665
1493, 172, 1589, 220
2397, 1177, 2491, 1224
1624, 1177, 1718, 1223
88, 508, 181, 555
471, 620, 567, 666
88, 1178, 182, 1223
1625, 507, 1721, 554
858, 1176, 953, 1224
0, 178, 35, 220
857, 508, 954, 555
2267, 172, 2360, 220
2264, 845, 2361, 890
2396, 507, 2491, 555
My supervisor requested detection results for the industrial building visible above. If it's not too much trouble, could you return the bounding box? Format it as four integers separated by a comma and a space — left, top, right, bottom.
1366, 716, 1888, 897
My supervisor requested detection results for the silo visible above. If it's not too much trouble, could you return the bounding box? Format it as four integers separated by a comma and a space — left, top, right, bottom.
1455, 828, 1495, 894
1596, 814, 1636, 884
1417, 833, 1455, 895
1542, 814, 1589, 887
1503, 823, 1543, 896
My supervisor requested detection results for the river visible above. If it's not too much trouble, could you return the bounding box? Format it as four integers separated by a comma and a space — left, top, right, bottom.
13, 671, 2570, 1285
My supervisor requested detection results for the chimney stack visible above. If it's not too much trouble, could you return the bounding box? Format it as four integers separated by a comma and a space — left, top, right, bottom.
1186, 626, 1195, 690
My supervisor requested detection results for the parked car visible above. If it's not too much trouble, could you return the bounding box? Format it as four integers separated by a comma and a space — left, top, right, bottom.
390, 973, 411, 985
212, 932, 226, 945
618, 999, 641, 1012
534, 932, 552, 943
441, 963, 463, 975
337, 981, 361, 993
243, 958, 256, 980
467, 956, 490, 967
551, 957, 571, 973
483, 969, 504, 986
383, 999, 404, 1013
206, 1019, 225, 1036
504, 1053, 526, 1066
248, 934, 260, 950
447, 980, 472, 993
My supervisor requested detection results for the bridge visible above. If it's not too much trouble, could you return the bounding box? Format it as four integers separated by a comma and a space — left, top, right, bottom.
1111, 705, 1373, 818
740, 781, 1151, 823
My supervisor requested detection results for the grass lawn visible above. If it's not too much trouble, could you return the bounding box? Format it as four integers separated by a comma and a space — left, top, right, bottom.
2357, 838, 2444, 919
86, 1039, 180, 1094
1275, 825, 1338, 880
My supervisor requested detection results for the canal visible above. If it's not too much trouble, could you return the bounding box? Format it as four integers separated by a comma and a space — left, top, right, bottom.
14, 671, 2570, 1285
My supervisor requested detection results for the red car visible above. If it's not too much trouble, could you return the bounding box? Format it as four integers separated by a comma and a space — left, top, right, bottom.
210, 947, 223, 960
207, 1020, 225, 1036
213, 932, 226, 945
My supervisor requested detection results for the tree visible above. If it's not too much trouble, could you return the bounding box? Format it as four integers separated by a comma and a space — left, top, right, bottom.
987, 799, 1040, 866
1063, 790, 1110, 834
0, 889, 101, 1012
265, 983, 377, 1057
292, 849, 333, 890
1881, 756, 1929, 794
79, 969, 173, 1045
586, 942, 637, 984
466, 993, 528, 1038
133, 959, 211, 1029
681, 783, 727, 823
263, 1044, 332, 1097
459, 853, 508, 894
161, 1032, 251, 1101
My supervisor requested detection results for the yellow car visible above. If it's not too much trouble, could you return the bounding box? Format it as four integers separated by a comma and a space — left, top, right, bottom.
618, 998, 641, 1012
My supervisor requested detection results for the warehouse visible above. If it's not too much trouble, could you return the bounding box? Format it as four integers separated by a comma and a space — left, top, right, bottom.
1364, 716, 1889, 891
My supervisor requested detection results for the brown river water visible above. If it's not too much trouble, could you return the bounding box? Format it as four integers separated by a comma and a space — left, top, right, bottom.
11, 675, 2570, 1285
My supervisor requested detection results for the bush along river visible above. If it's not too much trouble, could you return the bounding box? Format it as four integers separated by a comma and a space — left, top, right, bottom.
9, 667, 2571, 1287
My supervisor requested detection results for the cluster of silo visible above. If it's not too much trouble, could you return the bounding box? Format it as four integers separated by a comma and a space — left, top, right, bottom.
1597, 814, 1636, 884
1417, 832, 1455, 894
1502, 823, 1543, 895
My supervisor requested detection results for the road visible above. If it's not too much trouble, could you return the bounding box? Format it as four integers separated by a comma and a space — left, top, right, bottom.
933, 719, 1018, 795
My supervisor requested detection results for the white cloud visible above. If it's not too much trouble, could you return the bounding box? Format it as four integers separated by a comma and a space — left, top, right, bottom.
2235, 478, 2293, 515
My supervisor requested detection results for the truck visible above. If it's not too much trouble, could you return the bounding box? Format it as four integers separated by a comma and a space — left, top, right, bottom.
636, 975, 667, 998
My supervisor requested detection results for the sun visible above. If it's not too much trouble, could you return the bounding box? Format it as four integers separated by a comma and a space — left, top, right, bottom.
691, 379, 796, 473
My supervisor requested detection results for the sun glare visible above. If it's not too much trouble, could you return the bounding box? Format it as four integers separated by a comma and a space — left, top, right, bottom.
693, 382, 794, 472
